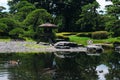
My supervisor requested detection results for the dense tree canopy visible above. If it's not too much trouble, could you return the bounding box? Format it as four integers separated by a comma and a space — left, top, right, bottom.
76, 1, 99, 31
0, 0, 120, 39
0, 18, 22, 36
8, 0, 96, 32
105, 0, 120, 36
23, 9, 52, 38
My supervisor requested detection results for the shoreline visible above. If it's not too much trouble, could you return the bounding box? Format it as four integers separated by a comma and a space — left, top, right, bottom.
0, 41, 55, 53
0, 41, 113, 53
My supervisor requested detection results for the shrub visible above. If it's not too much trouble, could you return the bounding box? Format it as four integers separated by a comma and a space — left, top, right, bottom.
9, 28, 25, 38
92, 31, 109, 39
76, 33, 91, 37
62, 33, 76, 36
56, 35, 69, 41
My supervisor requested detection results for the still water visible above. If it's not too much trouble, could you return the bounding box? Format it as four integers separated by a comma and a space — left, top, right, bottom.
0, 52, 120, 80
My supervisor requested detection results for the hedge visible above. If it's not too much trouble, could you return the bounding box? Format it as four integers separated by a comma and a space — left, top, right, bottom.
92, 31, 109, 39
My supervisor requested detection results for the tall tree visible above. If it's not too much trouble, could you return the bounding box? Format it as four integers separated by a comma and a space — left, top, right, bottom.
53, 0, 96, 31
106, 0, 120, 19
76, 1, 99, 31
105, 0, 120, 36
8, 1, 36, 21
23, 9, 52, 38
8, 0, 96, 32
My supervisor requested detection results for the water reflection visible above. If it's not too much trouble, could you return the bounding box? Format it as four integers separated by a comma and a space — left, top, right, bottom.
0, 52, 120, 80
0, 61, 9, 80
96, 64, 109, 80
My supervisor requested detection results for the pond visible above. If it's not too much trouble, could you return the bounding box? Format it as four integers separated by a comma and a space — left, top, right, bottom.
0, 51, 120, 80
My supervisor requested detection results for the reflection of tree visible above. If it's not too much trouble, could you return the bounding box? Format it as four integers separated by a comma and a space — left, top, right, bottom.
1, 52, 120, 80
0, 53, 54, 80
7, 53, 40, 80
106, 53, 120, 80
76, 53, 99, 80
55, 53, 100, 80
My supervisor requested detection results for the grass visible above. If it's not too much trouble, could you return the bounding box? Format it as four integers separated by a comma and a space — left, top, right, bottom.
69, 35, 90, 45
24, 43, 49, 48
93, 37, 120, 43
56, 32, 120, 44
69, 35, 120, 45
0, 39, 11, 42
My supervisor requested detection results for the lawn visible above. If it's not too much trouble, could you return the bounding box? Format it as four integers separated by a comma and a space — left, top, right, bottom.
69, 35, 120, 45
69, 35, 90, 45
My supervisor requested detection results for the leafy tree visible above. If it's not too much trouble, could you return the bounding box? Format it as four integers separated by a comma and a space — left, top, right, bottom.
9, 28, 25, 39
106, 0, 120, 19
23, 30, 36, 38
105, 0, 120, 36
0, 18, 22, 36
8, 0, 96, 32
0, 6, 11, 18
53, 0, 96, 31
11, 1, 36, 21
23, 9, 52, 31
0, 23, 8, 36
8, 0, 21, 13
23, 9, 52, 39
0, 23, 7, 31
0, 12, 12, 18
76, 1, 99, 31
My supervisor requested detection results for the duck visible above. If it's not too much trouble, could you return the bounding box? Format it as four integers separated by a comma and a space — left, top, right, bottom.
8, 60, 20, 65
4, 60, 20, 68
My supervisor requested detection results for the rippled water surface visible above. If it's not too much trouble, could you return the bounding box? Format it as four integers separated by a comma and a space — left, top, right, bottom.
0, 52, 120, 80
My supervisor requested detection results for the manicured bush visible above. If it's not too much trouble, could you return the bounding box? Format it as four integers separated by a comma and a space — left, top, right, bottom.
92, 31, 109, 39
62, 33, 76, 36
76, 33, 91, 37
56, 35, 69, 41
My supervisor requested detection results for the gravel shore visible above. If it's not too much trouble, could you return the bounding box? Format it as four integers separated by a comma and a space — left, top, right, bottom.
0, 41, 55, 53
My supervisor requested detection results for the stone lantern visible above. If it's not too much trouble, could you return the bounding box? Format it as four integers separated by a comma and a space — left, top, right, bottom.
38, 23, 58, 43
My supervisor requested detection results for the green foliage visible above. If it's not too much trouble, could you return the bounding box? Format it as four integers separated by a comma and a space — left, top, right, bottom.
0, 18, 22, 29
24, 9, 51, 29
0, 23, 7, 32
105, 0, 120, 37
76, 1, 99, 31
0, 18, 23, 37
23, 9, 52, 39
110, 20, 120, 37
105, 15, 120, 37
23, 30, 36, 38
69, 35, 90, 45
92, 31, 109, 39
9, 28, 24, 37
3, 0, 120, 40
106, 0, 120, 19
14, 1, 36, 21
19, 25, 35, 39
69, 33, 120, 45
0, 23, 8, 36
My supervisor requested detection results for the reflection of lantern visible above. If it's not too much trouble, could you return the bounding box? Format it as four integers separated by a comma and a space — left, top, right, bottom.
38, 23, 58, 43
